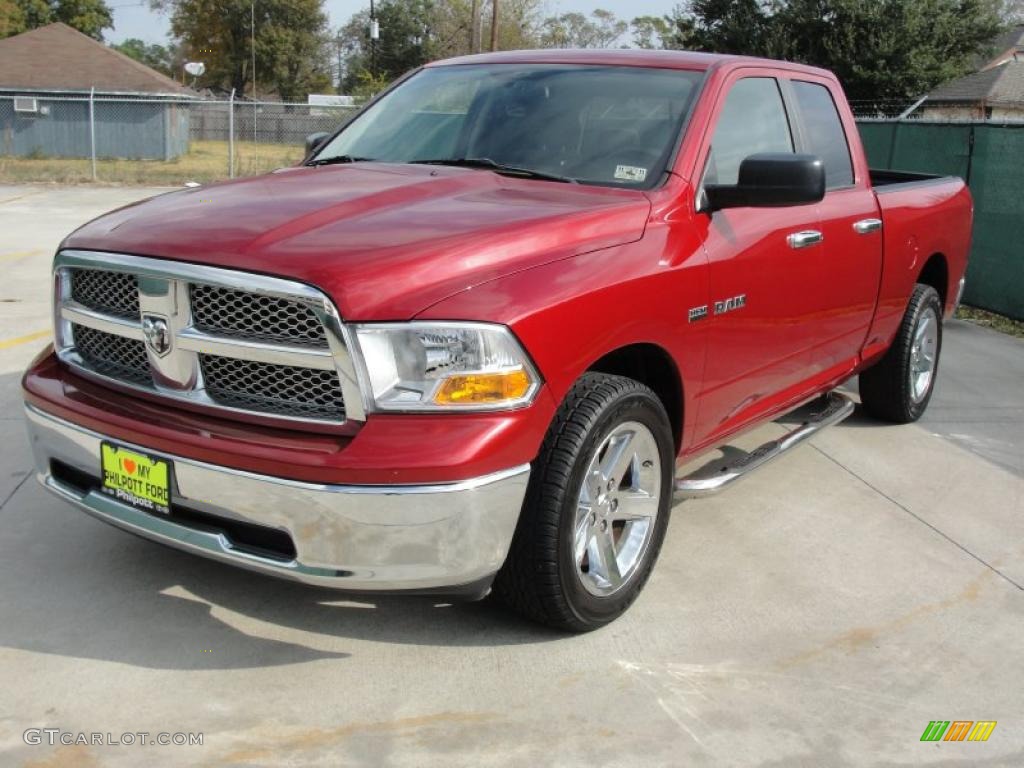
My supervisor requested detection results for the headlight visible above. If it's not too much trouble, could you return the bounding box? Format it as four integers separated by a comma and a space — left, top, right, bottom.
351, 322, 541, 411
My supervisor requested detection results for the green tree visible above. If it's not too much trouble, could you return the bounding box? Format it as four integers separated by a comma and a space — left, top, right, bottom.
112, 37, 180, 76
157, 0, 331, 99
483, 0, 545, 51
0, 0, 28, 37
1001, 0, 1024, 20
347, 68, 391, 101
259, 0, 333, 100
158, 0, 253, 94
631, 15, 671, 49
778, 0, 1003, 108
338, 0, 438, 91
539, 9, 627, 48
2, 0, 113, 39
17, 0, 52, 28
54, 0, 113, 38
665, 0, 775, 53
335, 0, 546, 95
666, 0, 1004, 110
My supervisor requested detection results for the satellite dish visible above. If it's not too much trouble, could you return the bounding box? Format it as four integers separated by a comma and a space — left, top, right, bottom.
184, 62, 206, 77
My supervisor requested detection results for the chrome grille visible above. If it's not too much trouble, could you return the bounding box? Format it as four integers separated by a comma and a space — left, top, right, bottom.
191, 284, 326, 347
55, 251, 364, 427
72, 323, 152, 385
70, 269, 140, 318
200, 354, 345, 420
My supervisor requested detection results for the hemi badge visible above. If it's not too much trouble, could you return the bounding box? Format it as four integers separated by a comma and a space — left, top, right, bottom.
688, 305, 708, 322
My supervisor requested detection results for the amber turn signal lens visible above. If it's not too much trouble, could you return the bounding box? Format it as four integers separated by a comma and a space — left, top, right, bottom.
434, 369, 532, 405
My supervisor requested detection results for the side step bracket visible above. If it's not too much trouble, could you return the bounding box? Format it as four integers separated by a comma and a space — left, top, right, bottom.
674, 392, 855, 499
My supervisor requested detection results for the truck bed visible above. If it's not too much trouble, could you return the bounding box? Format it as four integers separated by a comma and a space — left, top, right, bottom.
866, 171, 972, 359
870, 168, 954, 191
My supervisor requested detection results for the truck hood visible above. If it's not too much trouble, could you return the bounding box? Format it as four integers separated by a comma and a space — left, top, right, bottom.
63, 163, 652, 320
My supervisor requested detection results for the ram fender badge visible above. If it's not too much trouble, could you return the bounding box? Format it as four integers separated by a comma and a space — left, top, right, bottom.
714, 294, 747, 315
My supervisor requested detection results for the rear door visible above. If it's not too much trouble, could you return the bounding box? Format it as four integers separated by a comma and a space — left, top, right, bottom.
785, 77, 883, 375
693, 73, 825, 445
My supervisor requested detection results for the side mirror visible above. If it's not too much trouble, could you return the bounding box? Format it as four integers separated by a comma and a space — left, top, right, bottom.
704, 153, 825, 212
304, 132, 330, 157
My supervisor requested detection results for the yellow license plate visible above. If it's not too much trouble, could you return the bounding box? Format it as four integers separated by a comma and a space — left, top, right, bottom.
100, 442, 171, 514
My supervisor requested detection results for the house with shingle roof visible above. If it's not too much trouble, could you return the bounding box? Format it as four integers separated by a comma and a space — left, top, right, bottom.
917, 25, 1024, 121
978, 24, 1024, 71
0, 23, 196, 160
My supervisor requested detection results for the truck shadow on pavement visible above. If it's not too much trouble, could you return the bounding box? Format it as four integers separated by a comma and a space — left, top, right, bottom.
2, 481, 564, 670
1, 376, 564, 671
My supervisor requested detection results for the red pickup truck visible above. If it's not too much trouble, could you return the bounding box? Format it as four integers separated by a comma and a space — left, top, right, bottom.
23, 50, 972, 631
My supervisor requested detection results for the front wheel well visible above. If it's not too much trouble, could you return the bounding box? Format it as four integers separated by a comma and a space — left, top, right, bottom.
587, 343, 683, 452
918, 253, 949, 310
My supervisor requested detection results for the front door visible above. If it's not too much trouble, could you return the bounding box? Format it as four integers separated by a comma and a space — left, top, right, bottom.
693, 73, 825, 446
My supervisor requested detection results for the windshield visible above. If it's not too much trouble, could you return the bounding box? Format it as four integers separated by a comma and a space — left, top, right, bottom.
312, 64, 704, 189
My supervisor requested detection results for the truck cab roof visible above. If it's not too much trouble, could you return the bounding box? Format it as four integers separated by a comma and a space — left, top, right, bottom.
428, 48, 836, 80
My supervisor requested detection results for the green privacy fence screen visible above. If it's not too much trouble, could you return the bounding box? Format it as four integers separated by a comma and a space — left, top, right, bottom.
857, 120, 1024, 320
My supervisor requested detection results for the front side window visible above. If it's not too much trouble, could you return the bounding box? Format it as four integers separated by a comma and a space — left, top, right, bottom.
791, 80, 854, 189
313, 64, 704, 189
705, 77, 794, 186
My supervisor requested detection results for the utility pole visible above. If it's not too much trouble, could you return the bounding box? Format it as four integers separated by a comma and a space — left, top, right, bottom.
470, 0, 480, 53
336, 32, 343, 92
369, 0, 379, 79
251, 1, 257, 163
250, 2, 256, 98
489, 0, 498, 52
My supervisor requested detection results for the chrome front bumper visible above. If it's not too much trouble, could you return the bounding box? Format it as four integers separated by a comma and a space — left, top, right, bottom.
24, 404, 530, 594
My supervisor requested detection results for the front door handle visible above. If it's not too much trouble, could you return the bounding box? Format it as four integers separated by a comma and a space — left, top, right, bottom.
787, 230, 824, 249
853, 218, 882, 234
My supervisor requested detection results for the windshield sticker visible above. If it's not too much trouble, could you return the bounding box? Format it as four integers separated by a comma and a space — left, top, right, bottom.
614, 165, 648, 182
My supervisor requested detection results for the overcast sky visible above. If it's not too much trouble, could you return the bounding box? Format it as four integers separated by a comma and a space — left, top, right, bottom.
107, 0, 677, 46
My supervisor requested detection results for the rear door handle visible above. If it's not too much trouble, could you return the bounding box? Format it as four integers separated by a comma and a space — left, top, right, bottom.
853, 218, 882, 234
787, 230, 824, 249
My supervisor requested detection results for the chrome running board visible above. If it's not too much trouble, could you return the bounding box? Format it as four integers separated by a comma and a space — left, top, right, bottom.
674, 392, 855, 499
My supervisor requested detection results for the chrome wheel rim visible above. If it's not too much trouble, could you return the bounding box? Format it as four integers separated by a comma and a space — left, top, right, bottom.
573, 421, 662, 597
910, 306, 939, 403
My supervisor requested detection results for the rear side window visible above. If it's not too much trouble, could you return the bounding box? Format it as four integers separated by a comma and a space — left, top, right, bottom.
705, 77, 793, 186
792, 81, 854, 189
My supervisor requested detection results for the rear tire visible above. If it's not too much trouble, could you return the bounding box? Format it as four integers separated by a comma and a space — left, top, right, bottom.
859, 284, 943, 423
494, 372, 674, 632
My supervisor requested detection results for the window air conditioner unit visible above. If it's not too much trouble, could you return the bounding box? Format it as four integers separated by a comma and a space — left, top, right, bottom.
13, 97, 40, 114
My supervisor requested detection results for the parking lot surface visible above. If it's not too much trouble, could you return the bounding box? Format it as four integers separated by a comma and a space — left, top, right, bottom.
1, 184, 1022, 767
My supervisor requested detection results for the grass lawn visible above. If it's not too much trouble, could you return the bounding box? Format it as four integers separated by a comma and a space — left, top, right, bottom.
956, 305, 1024, 339
0, 140, 305, 185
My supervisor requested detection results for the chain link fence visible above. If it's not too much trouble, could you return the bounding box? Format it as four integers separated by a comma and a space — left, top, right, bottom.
3, 92, 1020, 319
0, 94, 360, 185
849, 98, 1024, 123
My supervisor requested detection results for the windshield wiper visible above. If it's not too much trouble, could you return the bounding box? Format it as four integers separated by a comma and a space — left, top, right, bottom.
306, 155, 376, 167
410, 157, 577, 184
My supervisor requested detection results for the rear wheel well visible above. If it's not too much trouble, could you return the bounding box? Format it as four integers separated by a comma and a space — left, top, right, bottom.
918, 253, 949, 309
587, 344, 683, 452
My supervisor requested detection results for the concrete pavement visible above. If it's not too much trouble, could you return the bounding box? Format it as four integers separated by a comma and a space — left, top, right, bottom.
0, 185, 1021, 767
922, 319, 1024, 478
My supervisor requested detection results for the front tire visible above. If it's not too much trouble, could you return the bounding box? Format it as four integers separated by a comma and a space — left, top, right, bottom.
494, 373, 674, 632
859, 283, 943, 423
